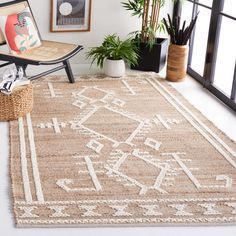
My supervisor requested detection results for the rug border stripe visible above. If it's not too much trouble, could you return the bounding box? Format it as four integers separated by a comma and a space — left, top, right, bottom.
153, 78, 236, 158
147, 78, 236, 169
18, 116, 33, 203
26, 113, 45, 203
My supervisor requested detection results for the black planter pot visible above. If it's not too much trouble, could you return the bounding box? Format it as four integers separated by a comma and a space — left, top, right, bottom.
131, 38, 168, 73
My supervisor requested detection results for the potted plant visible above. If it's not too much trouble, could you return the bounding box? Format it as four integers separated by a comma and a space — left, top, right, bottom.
163, 13, 198, 82
122, 0, 170, 73
87, 34, 139, 78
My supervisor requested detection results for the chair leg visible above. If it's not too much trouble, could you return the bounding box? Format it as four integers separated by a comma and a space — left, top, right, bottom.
63, 60, 75, 83
15, 64, 28, 77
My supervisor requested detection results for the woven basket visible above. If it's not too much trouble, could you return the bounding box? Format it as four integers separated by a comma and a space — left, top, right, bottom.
0, 83, 33, 121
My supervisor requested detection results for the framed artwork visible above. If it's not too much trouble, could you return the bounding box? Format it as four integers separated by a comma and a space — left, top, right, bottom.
51, 0, 92, 32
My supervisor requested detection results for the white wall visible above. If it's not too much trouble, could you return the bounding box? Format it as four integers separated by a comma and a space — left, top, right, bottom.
2, 0, 173, 64
30, 0, 174, 64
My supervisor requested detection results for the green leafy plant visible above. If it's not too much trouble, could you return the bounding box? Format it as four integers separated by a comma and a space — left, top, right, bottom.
163, 13, 199, 45
87, 34, 139, 68
122, 0, 186, 48
122, 0, 176, 46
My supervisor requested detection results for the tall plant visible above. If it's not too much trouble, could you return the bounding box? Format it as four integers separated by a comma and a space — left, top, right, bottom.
163, 13, 199, 45
122, 0, 173, 45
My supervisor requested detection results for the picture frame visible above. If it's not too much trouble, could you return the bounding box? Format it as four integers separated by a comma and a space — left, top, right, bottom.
51, 0, 92, 32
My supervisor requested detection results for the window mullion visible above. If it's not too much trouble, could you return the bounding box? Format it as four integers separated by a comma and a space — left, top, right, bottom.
203, 0, 224, 86
231, 62, 236, 101
172, 0, 182, 18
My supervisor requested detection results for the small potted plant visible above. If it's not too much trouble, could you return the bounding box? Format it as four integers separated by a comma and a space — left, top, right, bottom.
163, 13, 199, 82
87, 34, 139, 78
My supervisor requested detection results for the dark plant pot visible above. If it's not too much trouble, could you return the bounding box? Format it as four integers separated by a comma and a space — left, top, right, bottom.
131, 38, 168, 73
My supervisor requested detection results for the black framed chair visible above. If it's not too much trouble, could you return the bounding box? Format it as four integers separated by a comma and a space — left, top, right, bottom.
0, 0, 83, 83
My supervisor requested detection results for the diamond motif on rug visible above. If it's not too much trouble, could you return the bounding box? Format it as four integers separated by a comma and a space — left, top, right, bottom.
144, 137, 162, 151
86, 139, 104, 153
112, 98, 126, 107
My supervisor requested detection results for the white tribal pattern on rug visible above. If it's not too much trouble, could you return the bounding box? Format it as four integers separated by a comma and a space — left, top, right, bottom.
10, 73, 236, 227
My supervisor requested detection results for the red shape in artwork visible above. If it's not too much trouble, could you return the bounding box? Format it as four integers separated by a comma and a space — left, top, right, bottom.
5, 14, 19, 53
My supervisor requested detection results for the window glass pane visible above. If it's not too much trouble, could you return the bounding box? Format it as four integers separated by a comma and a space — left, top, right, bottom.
181, 1, 194, 25
198, 0, 213, 7
223, 0, 236, 17
190, 6, 211, 76
213, 17, 236, 96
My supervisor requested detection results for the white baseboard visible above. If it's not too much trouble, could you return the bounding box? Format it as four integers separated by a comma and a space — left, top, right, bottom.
0, 63, 167, 78
0, 63, 101, 77
28, 63, 102, 76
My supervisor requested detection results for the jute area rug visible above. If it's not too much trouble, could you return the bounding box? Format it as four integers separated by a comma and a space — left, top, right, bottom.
10, 73, 236, 227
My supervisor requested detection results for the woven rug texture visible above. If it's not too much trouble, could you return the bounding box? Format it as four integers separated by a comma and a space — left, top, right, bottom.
10, 73, 236, 227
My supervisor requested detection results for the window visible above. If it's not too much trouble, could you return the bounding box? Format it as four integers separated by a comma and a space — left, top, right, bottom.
178, 0, 236, 111
213, 17, 236, 96
198, 0, 213, 7
190, 6, 211, 76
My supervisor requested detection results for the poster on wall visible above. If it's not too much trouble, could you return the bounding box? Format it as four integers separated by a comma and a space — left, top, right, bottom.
51, 0, 92, 32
